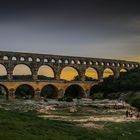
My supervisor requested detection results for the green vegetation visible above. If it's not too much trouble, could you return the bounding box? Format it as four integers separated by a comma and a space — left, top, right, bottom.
58, 96, 73, 102
73, 75, 98, 81
12, 75, 55, 80
90, 67, 140, 110
0, 109, 140, 140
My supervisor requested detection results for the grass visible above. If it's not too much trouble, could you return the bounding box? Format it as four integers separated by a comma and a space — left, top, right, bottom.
0, 109, 140, 140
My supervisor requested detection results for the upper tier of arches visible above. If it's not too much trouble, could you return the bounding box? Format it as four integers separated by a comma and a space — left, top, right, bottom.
0, 51, 139, 69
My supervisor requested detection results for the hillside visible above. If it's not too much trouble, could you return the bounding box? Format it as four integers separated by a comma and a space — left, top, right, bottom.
90, 67, 140, 110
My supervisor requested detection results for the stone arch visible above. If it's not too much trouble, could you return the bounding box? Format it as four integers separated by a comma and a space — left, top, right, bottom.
60, 66, 80, 81
103, 68, 114, 78
28, 57, 33, 62
13, 64, 32, 80
95, 61, 99, 66
36, 58, 41, 62
64, 84, 85, 98
0, 84, 8, 99
85, 67, 99, 81
83, 60, 87, 65
40, 84, 58, 99
37, 65, 55, 80
89, 61, 93, 65
64, 59, 69, 64
135, 64, 139, 68
71, 60, 75, 64
58, 59, 63, 63
3, 56, 9, 60
112, 62, 116, 66
20, 57, 25, 61
12, 56, 17, 61
51, 58, 56, 63
106, 62, 110, 66
0, 64, 7, 80
77, 60, 81, 64
101, 62, 105, 66
0, 64, 7, 75
44, 58, 48, 62
15, 84, 34, 99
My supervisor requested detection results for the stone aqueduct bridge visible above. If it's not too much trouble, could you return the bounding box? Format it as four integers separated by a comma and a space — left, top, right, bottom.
0, 51, 139, 100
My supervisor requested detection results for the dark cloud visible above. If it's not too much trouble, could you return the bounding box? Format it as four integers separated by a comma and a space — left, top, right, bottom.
0, 0, 140, 61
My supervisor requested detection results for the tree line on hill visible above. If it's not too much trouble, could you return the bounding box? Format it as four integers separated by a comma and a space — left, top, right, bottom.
90, 67, 140, 110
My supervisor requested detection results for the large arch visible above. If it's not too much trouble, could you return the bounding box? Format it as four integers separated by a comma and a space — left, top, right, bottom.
37, 65, 55, 80
0, 84, 8, 99
85, 67, 98, 81
40, 84, 58, 99
64, 84, 85, 98
103, 68, 114, 78
0, 64, 7, 80
13, 64, 32, 80
15, 84, 34, 99
60, 66, 79, 81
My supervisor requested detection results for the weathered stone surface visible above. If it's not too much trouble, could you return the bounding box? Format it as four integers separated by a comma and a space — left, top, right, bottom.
0, 50, 139, 100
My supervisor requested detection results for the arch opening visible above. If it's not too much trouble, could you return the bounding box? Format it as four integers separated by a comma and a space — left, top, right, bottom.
0, 84, 8, 99
65, 85, 85, 99
40, 85, 58, 99
13, 64, 32, 80
103, 68, 114, 78
15, 84, 34, 99
120, 68, 127, 73
0, 64, 7, 80
60, 66, 79, 81
120, 69, 128, 76
37, 65, 55, 80
85, 67, 98, 81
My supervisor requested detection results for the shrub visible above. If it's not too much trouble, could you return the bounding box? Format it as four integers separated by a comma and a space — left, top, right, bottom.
131, 98, 140, 111
65, 97, 73, 102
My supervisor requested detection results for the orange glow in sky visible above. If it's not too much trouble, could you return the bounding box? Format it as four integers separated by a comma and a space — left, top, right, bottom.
60, 67, 78, 81
38, 65, 54, 78
85, 67, 98, 79
103, 68, 114, 78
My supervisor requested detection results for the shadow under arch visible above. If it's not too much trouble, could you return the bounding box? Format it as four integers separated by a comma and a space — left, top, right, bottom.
89, 85, 100, 97
37, 65, 55, 80
64, 84, 85, 99
103, 67, 115, 78
15, 84, 34, 99
85, 67, 99, 81
60, 66, 80, 81
0, 84, 8, 99
0, 64, 7, 80
40, 84, 58, 99
13, 64, 32, 80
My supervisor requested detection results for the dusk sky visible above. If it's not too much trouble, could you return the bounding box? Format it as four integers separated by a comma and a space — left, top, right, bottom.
0, 0, 140, 62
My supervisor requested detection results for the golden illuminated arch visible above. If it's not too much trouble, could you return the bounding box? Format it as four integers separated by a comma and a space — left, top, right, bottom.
120, 68, 127, 73
103, 68, 114, 78
0, 64, 7, 76
13, 64, 32, 75
85, 67, 98, 80
37, 65, 54, 78
60, 66, 79, 81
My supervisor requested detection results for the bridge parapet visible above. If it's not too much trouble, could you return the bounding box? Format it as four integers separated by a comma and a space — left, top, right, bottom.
0, 50, 139, 82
